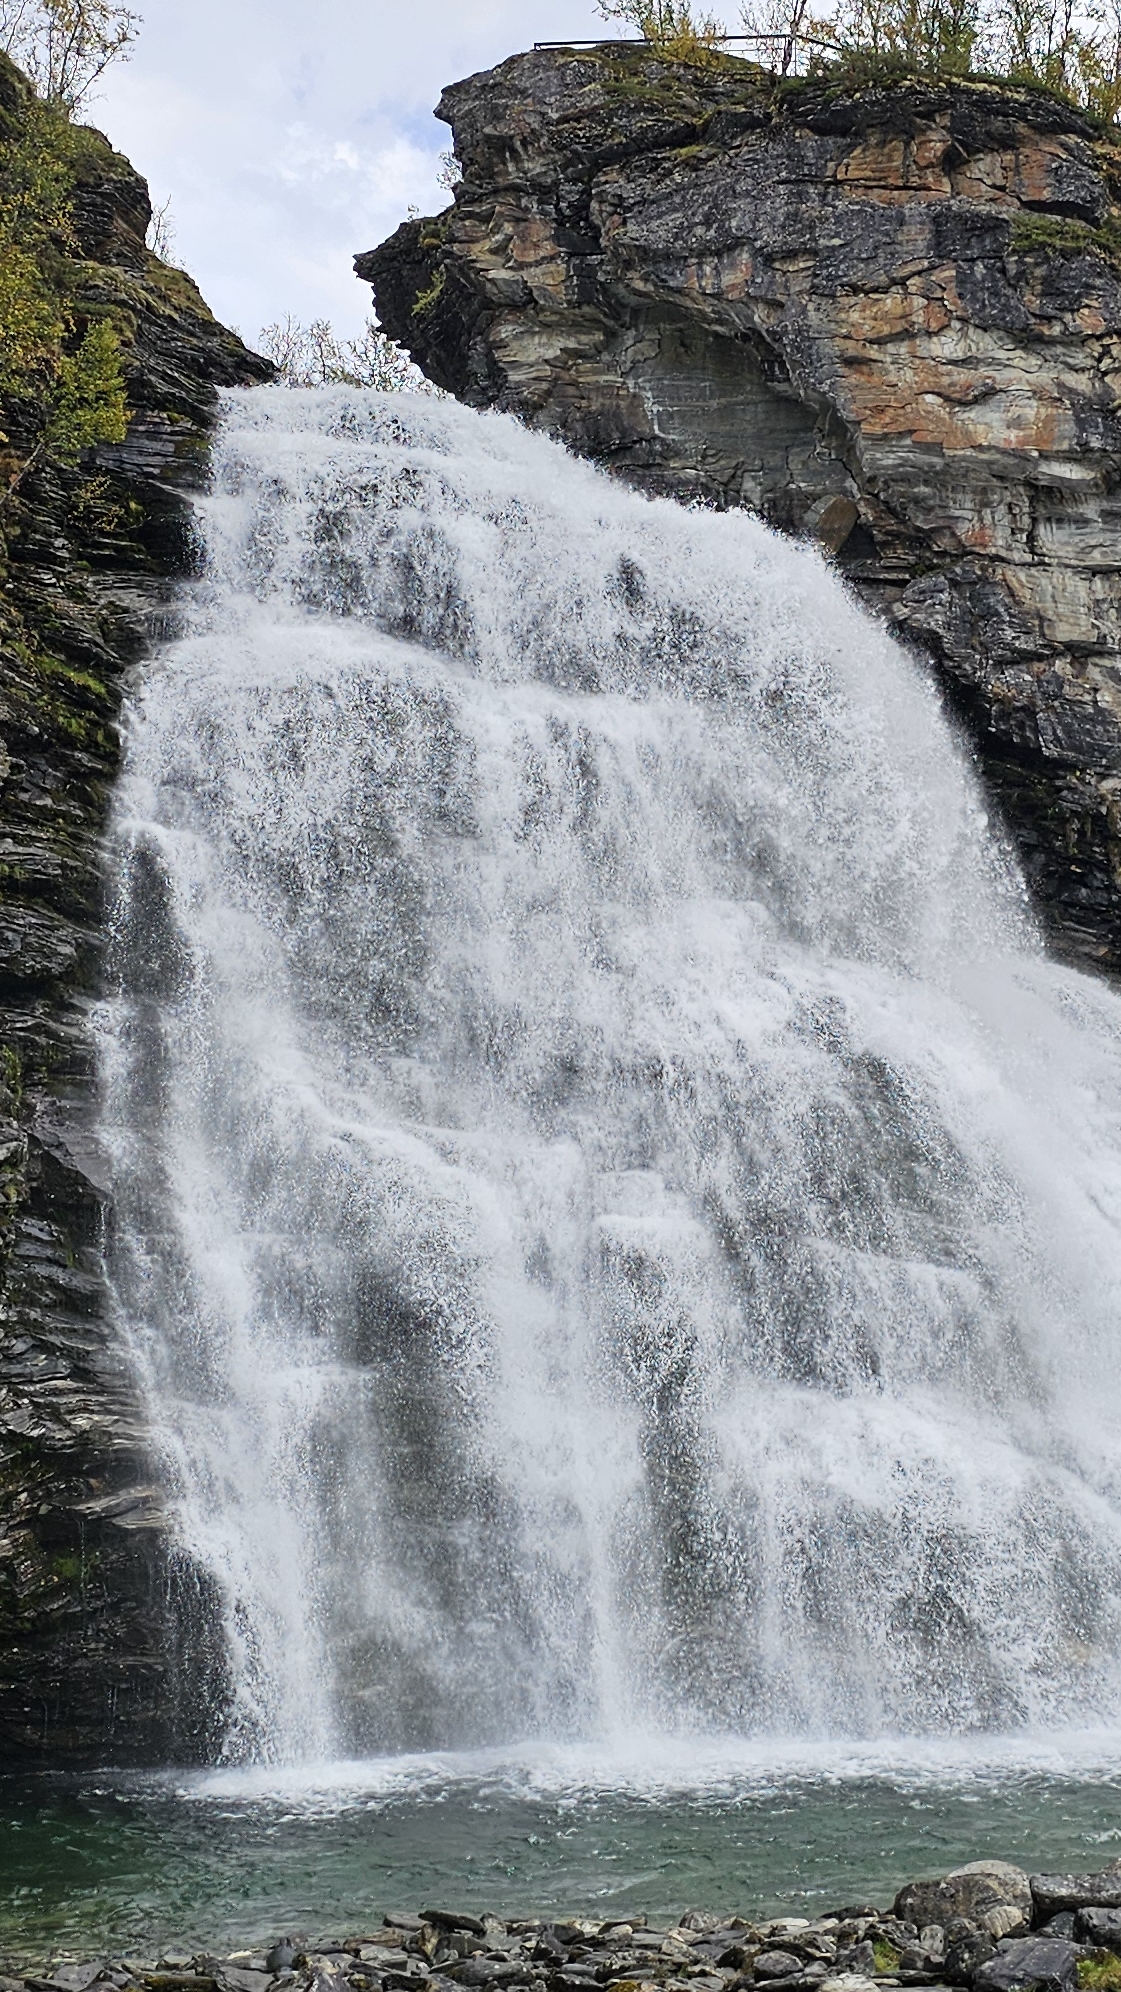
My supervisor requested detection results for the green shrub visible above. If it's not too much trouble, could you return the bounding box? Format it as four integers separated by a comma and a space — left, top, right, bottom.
44, 317, 128, 461
598, 0, 728, 62
872, 1941, 904, 1974
0, 75, 130, 508
1078, 1957, 1121, 1992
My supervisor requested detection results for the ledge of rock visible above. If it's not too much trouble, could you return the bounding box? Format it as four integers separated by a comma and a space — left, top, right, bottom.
0, 51, 271, 1763
360, 46, 1121, 973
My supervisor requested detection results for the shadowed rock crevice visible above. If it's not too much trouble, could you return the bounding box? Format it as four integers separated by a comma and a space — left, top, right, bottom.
361, 46, 1121, 971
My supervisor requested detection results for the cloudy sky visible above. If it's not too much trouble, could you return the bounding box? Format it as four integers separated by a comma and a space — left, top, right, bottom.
94, 0, 616, 349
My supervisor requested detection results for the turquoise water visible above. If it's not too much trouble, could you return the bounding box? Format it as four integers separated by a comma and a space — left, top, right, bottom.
4, 1741, 1121, 1969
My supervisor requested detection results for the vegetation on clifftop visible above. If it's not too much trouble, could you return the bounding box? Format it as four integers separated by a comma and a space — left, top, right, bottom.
0, 0, 138, 113
0, 60, 128, 519
601, 0, 1121, 118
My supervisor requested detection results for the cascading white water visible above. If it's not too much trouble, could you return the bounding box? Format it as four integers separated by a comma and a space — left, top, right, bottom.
99, 384, 1121, 1766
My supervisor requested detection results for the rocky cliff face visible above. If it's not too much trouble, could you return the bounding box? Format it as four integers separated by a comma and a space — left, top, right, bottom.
361, 48, 1121, 973
0, 53, 270, 1763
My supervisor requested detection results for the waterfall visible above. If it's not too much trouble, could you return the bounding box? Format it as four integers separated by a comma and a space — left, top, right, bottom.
99, 384, 1121, 1767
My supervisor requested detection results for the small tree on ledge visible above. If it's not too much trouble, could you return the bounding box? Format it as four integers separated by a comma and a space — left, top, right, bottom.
0, 0, 139, 114
597, 0, 728, 61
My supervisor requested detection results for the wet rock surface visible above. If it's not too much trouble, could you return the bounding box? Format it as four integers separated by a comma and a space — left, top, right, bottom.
8, 1861, 1121, 1992
362, 48, 1121, 971
0, 52, 271, 1764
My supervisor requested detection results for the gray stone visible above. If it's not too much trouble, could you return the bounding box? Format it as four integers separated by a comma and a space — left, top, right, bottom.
1073, 1908, 1121, 1950
818, 1976, 879, 1992
755, 1958, 803, 1982
214, 1972, 272, 1992
834, 1947, 875, 1977
44, 1968, 107, 1992
944, 1932, 997, 1985
896, 1867, 1031, 1938
1031, 1869, 1121, 1924
973, 1939, 1077, 1992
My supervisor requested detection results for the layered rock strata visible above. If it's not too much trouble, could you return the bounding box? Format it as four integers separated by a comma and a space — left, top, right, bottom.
362, 49, 1121, 971
0, 54, 270, 1762
7, 1858, 1121, 1988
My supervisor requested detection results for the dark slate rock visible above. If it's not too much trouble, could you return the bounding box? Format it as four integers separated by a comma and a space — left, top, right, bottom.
1073, 1909, 1121, 1950
0, 44, 271, 1770
944, 1934, 997, 1985
448, 1970, 527, 1989
753, 1958, 803, 1982
836, 1945, 876, 1975
213, 1971, 272, 1992
973, 1939, 1077, 1992
1031, 1871, 1121, 1923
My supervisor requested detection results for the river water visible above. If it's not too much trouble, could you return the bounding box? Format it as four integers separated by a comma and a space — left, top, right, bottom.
4, 1742, 1121, 1963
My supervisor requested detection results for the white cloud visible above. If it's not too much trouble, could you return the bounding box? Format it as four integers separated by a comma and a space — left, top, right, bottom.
93, 0, 611, 345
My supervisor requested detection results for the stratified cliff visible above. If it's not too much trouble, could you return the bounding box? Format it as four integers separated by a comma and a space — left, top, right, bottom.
0, 52, 270, 1762
361, 48, 1121, 973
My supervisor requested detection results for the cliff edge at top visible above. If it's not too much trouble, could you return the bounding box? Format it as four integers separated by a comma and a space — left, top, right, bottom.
360, 47, 1121, 972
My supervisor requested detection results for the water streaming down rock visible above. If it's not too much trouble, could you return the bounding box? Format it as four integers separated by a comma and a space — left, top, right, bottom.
99, 385, 1121, 1766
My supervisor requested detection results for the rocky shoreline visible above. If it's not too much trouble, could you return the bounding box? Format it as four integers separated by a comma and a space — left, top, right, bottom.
6, 1861, 1121, 1992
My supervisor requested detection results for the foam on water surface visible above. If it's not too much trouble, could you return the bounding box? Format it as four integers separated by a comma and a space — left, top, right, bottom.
98, 385, 1121, 1768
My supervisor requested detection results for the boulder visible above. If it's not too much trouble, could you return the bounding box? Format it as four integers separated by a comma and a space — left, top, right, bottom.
1031, 1868, 1121, 1923
944, 1932, 998, 1985
1073, 1908, 1121, 1951
833, 1947, 874, 1978
973, 1939, 1077, 1992
896, 1866, 1032, 1938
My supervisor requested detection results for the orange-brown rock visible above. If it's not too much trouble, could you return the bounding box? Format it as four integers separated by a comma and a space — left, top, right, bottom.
360, 49, 1121, 971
